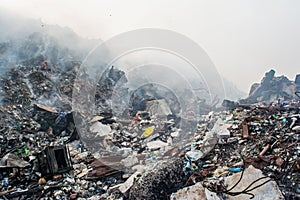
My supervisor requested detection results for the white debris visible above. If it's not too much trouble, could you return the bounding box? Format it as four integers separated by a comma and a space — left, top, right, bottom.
147, 140, 168, 150
170, 182, 221, 200
225, 165, 284, 200
89, 122, 111, 137
185, 150, 204, 161
121, 154, 139, 168
119, 171, 141, 194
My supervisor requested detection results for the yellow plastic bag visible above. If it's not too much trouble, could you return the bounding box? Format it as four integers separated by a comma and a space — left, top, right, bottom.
143, 126, 154, 137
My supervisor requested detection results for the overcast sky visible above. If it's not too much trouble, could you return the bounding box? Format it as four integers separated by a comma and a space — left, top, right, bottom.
1, 0, 299, 92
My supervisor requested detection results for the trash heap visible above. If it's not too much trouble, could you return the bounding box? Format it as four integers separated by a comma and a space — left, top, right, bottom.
241, 69, 299, 104
175, 102, 300, 200
0, 63, 299, 200
0, 64, 129, 199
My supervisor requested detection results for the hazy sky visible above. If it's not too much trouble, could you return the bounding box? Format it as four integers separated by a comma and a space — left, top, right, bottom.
1, 0, 300, 92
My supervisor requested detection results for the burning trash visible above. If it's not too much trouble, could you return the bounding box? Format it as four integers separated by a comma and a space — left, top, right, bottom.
0, 21, 299, 199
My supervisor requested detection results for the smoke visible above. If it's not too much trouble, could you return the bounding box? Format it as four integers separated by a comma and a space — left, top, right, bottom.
0, 7, 245, 103
0, 8, 101, 74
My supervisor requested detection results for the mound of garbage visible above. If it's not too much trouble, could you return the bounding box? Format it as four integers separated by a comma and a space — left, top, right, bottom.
240, 69, 299, 104
0, 23, 299, 199
0, 59, 299, 200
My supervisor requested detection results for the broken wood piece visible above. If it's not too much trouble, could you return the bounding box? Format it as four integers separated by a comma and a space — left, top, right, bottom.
259, 144, 270, 156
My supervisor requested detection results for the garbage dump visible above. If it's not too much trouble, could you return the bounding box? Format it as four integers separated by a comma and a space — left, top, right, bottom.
0, 57, 299, 200
0, 30, 299, 199
1, 6, 300, 199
